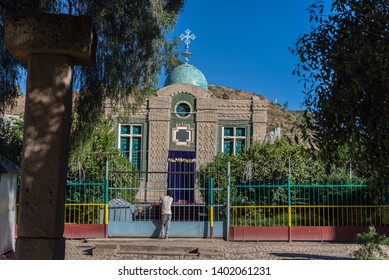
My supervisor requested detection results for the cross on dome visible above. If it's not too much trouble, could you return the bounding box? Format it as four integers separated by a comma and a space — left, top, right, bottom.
180, 29, 196, 63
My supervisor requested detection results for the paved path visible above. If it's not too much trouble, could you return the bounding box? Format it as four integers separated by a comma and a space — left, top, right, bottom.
64, 238, 363, 260
3, 238, 386, 260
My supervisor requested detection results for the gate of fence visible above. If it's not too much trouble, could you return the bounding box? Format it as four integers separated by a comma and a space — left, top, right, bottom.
107, 162, 226, 238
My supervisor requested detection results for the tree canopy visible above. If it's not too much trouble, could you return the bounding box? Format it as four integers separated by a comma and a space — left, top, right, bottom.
0, 0, 185, 150
292, 0, 389, 185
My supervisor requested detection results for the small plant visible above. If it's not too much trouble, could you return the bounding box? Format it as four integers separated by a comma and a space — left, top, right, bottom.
353, 226, 389, 260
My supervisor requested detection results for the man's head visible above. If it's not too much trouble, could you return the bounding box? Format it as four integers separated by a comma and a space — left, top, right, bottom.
167, 190, 173, 197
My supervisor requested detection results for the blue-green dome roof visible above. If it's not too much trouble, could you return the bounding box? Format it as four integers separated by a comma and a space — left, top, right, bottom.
164, 64, 208, 90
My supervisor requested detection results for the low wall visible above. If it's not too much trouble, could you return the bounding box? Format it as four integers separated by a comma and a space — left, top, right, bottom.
15, 224, 107, 240
63, 224, 107, 239
15, 225, 389, 241
229, 226, 389, 242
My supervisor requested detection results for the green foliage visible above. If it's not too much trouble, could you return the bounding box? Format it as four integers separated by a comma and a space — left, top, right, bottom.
68, 115, 117, 179
107, 157, 140, 204
198, 154, 232, 217
68, 115, 140, 204
240, 139, 322, 182
292, 0, 389, 186
0, 113, 23, 165
231, 208, 289, 227
200, 140, 363, 218
354, 226, 389, 260
232, 139, 357, 183
0, 8, 21, 113
0, 0, 185, 150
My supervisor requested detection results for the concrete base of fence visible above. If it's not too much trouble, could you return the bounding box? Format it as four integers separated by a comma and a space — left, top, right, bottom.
14, 225, 389, 241
229, 226, 389, 242
229, 226, 289, 241
15, 225, 107, 240
63, 225, 107, 239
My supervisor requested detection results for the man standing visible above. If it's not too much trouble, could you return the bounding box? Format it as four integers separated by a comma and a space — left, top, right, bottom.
160, 190, 173, 239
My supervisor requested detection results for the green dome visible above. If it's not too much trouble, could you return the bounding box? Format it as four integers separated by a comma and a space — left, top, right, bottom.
164, 64, 208, 90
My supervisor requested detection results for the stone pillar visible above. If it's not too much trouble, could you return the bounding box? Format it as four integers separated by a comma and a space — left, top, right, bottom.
251, 96, 268, 142
196, 98, 218, 167
146, 96, 171, 197
5, 13, 95, 259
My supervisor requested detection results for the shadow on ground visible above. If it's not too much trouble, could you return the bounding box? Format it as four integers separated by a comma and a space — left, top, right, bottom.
271, 253, 353, 260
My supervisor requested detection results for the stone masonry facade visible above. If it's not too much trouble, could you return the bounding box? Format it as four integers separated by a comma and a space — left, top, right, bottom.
119, 83, 268, 171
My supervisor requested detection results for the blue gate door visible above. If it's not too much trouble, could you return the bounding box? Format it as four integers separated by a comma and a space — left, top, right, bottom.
107, 161, 225, 238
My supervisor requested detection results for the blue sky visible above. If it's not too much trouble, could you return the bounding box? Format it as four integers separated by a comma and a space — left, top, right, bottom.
160, 0, 332, 110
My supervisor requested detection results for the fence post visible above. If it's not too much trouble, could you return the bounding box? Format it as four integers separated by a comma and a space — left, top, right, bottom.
226, 162, 231, 242
287, 177, 292, 242
104, 160, 109, 238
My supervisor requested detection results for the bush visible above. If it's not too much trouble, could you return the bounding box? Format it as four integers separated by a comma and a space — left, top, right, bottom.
353, 226, 389, 260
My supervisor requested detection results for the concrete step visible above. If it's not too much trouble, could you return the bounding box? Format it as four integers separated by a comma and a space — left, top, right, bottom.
116, 250, 199, 257
91, 240, 223, 257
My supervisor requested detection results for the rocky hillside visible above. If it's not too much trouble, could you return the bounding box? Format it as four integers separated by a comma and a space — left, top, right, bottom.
209, 84, 304, 142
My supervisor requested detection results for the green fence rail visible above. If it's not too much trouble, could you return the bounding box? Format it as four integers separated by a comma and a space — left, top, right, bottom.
65, 178, 107, 224
230, 179, 389, 227
17, 172, 389, 229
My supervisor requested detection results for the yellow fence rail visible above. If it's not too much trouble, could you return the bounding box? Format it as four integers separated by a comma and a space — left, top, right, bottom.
231, 206, 289, 227
231, 205, 389, 227
291, 205, 389, 227
64, 203, 107, 224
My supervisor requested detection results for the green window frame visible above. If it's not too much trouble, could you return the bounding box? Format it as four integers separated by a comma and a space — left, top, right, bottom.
222, 127, 246, 155
118, 124, 142, 169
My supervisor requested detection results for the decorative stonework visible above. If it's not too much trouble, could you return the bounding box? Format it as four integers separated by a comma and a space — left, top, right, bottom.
148, 109, 171, 122
112, 82, 268, 185
157, 84, 213, 98
148, 96, 172, 109
217, 99, 252, 120
251, 97, 268, 141
148, 121, 169, 170
196, 122, 218, 167
252, 123, 267, 142
218, 112, 252, 120
196, 97, 218, 110
218, 100, 252, 110
172, 124, 194, 147
5, 13, 96, 66
195, 111, 218, 122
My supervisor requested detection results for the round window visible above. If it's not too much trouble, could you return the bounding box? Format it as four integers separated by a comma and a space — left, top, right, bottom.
175, 102, 192, 118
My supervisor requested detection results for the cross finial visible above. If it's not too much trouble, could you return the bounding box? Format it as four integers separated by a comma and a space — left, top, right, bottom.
180, 29, 196, 48
180, 29, 196, 63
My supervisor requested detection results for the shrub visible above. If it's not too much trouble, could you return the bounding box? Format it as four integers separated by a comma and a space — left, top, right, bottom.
353, 226, 389, 260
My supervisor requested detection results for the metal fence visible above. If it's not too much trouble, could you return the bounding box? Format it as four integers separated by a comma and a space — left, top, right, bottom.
107, 168, 225, 224
64, 166, 226, 227
230, 179, 389, 227
17, 160, 389, 237
64, 178, 389, 228
65, 179, 107, 225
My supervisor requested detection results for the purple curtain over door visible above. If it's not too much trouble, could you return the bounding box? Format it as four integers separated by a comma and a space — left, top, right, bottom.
167, 150, 196, 204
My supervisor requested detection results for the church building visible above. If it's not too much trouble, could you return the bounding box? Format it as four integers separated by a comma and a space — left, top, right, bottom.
108, 30, 269, 202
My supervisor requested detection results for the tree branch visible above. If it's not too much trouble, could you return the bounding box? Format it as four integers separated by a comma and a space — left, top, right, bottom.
0, 1, 10, 12
67, 0, 73, 15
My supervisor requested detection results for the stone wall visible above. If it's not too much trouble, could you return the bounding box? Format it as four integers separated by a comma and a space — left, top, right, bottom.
114, 84, 268, 171
147, 96, 171, 182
